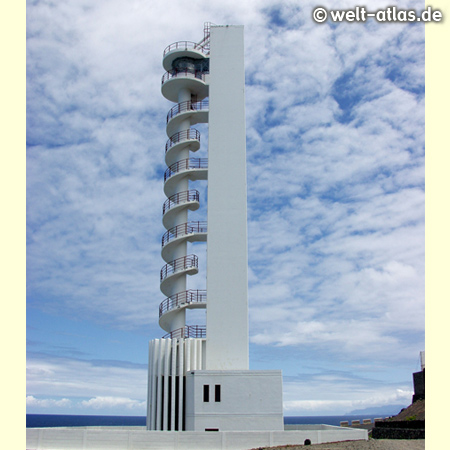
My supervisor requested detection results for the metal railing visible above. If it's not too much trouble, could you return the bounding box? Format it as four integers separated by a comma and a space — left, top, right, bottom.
166, 100, 209, 124
162, 221, 207, 248
165, 128, 200, 153
159, 289, 207, 317
163, 41, 209, 58
161, 69, 208, 86
160, 254, 198, 282
164, 158, 208, 182
201, 22, 214, 51
163, 190, 200, 215
163, 325, 206, 339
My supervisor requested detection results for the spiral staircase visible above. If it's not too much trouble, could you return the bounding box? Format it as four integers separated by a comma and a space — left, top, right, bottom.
158, 28, 210, 340
147, 24, 212, 432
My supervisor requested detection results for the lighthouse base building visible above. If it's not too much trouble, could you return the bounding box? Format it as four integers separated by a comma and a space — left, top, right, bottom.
184, 370, 283, 431
146, 24, 284, 432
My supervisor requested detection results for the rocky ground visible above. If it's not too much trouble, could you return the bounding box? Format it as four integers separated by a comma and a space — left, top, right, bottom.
249, 440, 425, 450
388, 400, 424, 421
249, 401, 426, 450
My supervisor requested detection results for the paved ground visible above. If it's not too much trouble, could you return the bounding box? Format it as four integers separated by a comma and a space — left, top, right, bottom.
250, 440, 425, 450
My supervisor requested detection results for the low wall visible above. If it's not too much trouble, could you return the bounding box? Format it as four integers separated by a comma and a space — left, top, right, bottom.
374, 420, 425, 429
371, 420, 425, 440
371, 428, 425, 439
26, 426, 367, 450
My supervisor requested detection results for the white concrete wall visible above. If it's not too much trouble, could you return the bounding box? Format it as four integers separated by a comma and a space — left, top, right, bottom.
147, 338, 205, 431
185, 370, 284, 431
206, 25, 249, 371
26, 427, 368, 450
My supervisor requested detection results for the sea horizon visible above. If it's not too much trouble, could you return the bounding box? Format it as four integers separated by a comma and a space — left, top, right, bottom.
26, 413, 394, 428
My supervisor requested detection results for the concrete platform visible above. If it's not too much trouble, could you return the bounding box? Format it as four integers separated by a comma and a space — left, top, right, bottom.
26, 425, 368, 450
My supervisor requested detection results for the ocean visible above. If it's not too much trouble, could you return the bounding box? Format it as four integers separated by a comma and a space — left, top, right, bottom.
26, 414, 388, 428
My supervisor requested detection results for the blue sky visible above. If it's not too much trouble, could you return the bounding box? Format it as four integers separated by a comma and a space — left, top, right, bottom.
27, 0, 426, 416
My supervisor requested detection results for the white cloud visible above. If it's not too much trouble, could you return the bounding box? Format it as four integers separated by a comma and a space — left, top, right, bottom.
26, 355, 148, 400
282, 371, 414, 415
283, 388, 413, 415
81, 396, 146, 411
26, 393, 146, 415
26, 396, 72, 409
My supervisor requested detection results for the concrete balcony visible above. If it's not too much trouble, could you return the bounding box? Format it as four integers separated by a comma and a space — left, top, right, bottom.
162, 190, 200, 230
161, 221, 207, 263
159, 290, 207, 332
162, 41, 209, 72
166, 100, 209, 137
160, 254, 199, 298
165, 128, 201, 167
161, 69, 209, 103
162, 325, 206, 339
164, 158, 208, 197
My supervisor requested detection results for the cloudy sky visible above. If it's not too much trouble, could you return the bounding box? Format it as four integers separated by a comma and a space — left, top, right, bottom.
27, 0, 426, 417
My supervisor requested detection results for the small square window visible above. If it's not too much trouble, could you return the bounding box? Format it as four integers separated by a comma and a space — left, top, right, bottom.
203, 384, 209, 402
215, 384, 221, 402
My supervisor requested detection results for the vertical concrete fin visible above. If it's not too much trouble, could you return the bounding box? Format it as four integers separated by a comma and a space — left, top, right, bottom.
178, 338, 184, 430
171, 339, 177, 430
163, 338, 171, 430
146, 341, 154, 429
156, 340, 164, 430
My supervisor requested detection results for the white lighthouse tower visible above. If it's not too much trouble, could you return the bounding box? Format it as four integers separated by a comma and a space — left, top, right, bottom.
147, 23, 284, 432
